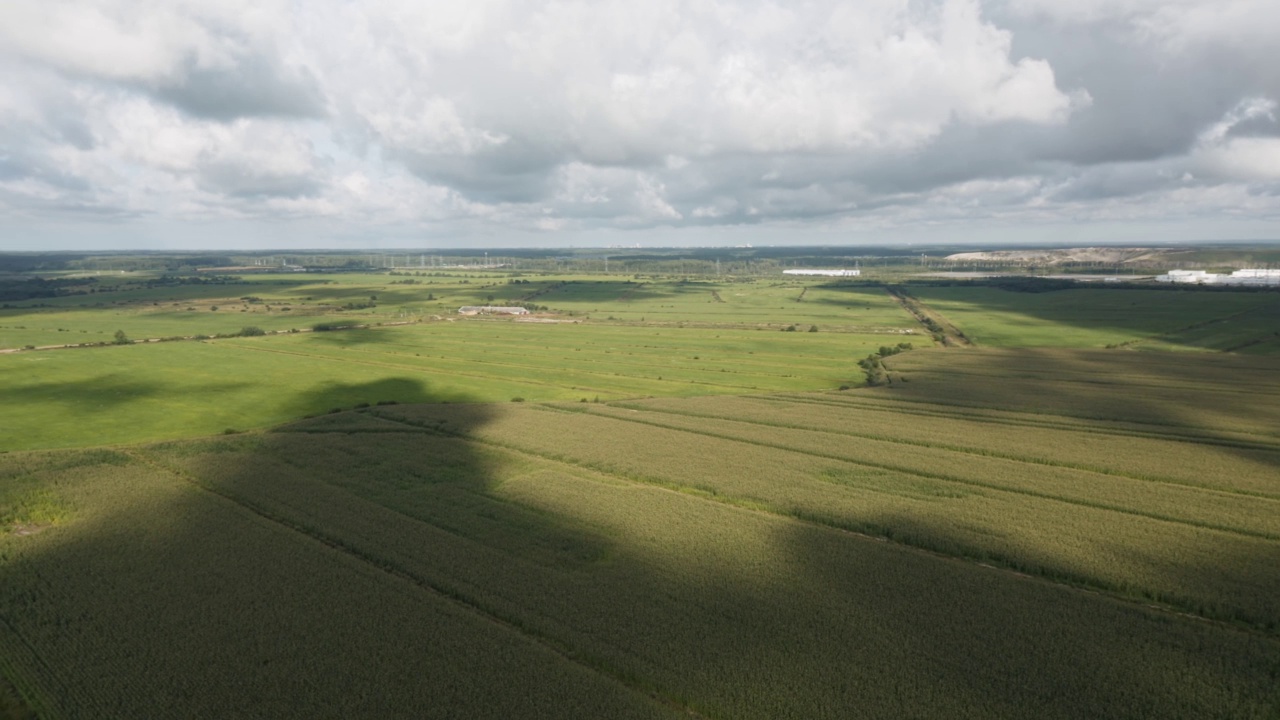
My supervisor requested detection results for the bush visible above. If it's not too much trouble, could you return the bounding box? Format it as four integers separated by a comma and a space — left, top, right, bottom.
238, 326, 265, 337
112, 329, 130, 345
511, 397, 525, 403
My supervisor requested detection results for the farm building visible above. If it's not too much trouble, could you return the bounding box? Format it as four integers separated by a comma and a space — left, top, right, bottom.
782, 268, 861, 277
1155, 269, 1280, 286
458, 306, 530, 316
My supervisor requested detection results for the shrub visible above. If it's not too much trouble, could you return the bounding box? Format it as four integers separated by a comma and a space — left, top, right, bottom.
238, 326, 265, 337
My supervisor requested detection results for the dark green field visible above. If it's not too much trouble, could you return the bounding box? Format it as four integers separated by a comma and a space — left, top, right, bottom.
3, 263, 1280, 718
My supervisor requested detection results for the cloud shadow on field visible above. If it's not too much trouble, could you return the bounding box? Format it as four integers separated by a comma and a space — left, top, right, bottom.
302, 327, 410, 347
274, 377, 478, 419
3, 367, 1280, 718
877, 346, 1280, 472
0, 374, 250, 413
900, 282, 1280, 353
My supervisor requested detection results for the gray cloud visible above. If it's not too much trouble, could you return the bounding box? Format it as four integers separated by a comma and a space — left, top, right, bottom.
0, 0, 1277, 248
149, 57, 327, 121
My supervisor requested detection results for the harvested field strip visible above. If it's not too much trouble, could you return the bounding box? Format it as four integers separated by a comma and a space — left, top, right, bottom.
676, 395, 1280, 490
370, 406, 1280, 632
125, 448, 695, 717
570, 403, 1280, 535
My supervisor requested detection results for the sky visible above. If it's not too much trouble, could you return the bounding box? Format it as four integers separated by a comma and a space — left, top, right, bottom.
1, 0, 1278, 251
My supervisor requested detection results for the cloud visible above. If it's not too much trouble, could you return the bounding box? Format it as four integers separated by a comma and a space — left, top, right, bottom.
0, 0, 1275, 248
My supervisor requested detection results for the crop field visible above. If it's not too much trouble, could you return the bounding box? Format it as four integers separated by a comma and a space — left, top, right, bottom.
3, 346, 1280, 718
905, 285, 1280, 351
4, 264, 1280, 718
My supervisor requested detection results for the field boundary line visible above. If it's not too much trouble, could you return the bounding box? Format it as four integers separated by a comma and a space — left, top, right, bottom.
872, 363, 1280, 398
539, 404, 1280, 540
885, 286, 972, 346
604, 399, 1280, 507
774, 392, 1280, 442
638, 396, 1280, 498
0, 618, 64, 720
365, 409, 1280, 639
780, 392, 1280, 446
119, 448, 709, 720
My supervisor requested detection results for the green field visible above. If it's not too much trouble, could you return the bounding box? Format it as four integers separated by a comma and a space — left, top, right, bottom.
3, 348, 1279, 717
0, 275, 922, 451
906, 285, 1280, 350
3, 265, 1280, 718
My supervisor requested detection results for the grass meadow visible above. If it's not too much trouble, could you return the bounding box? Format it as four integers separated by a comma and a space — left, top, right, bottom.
0, 273, 921, 451
3, 268, 1280, 717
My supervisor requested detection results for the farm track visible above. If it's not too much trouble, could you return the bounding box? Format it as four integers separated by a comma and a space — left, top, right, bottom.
885, 286, 971, 346
362, 409, 1279, 637
121, 448, 708, 720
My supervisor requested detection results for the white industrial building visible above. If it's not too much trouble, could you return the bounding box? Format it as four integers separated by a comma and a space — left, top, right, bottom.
782, 269, 861, 277
1155, 269, 1280, 286
458, 306, 531, 316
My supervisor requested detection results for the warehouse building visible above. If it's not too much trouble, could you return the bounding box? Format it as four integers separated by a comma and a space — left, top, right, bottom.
458, 306, 531, 316
1155, 269, 1280, 286
782, 269, 861, 277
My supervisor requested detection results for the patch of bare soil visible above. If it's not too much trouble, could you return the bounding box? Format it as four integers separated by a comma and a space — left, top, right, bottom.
944, 247, 1166, 265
